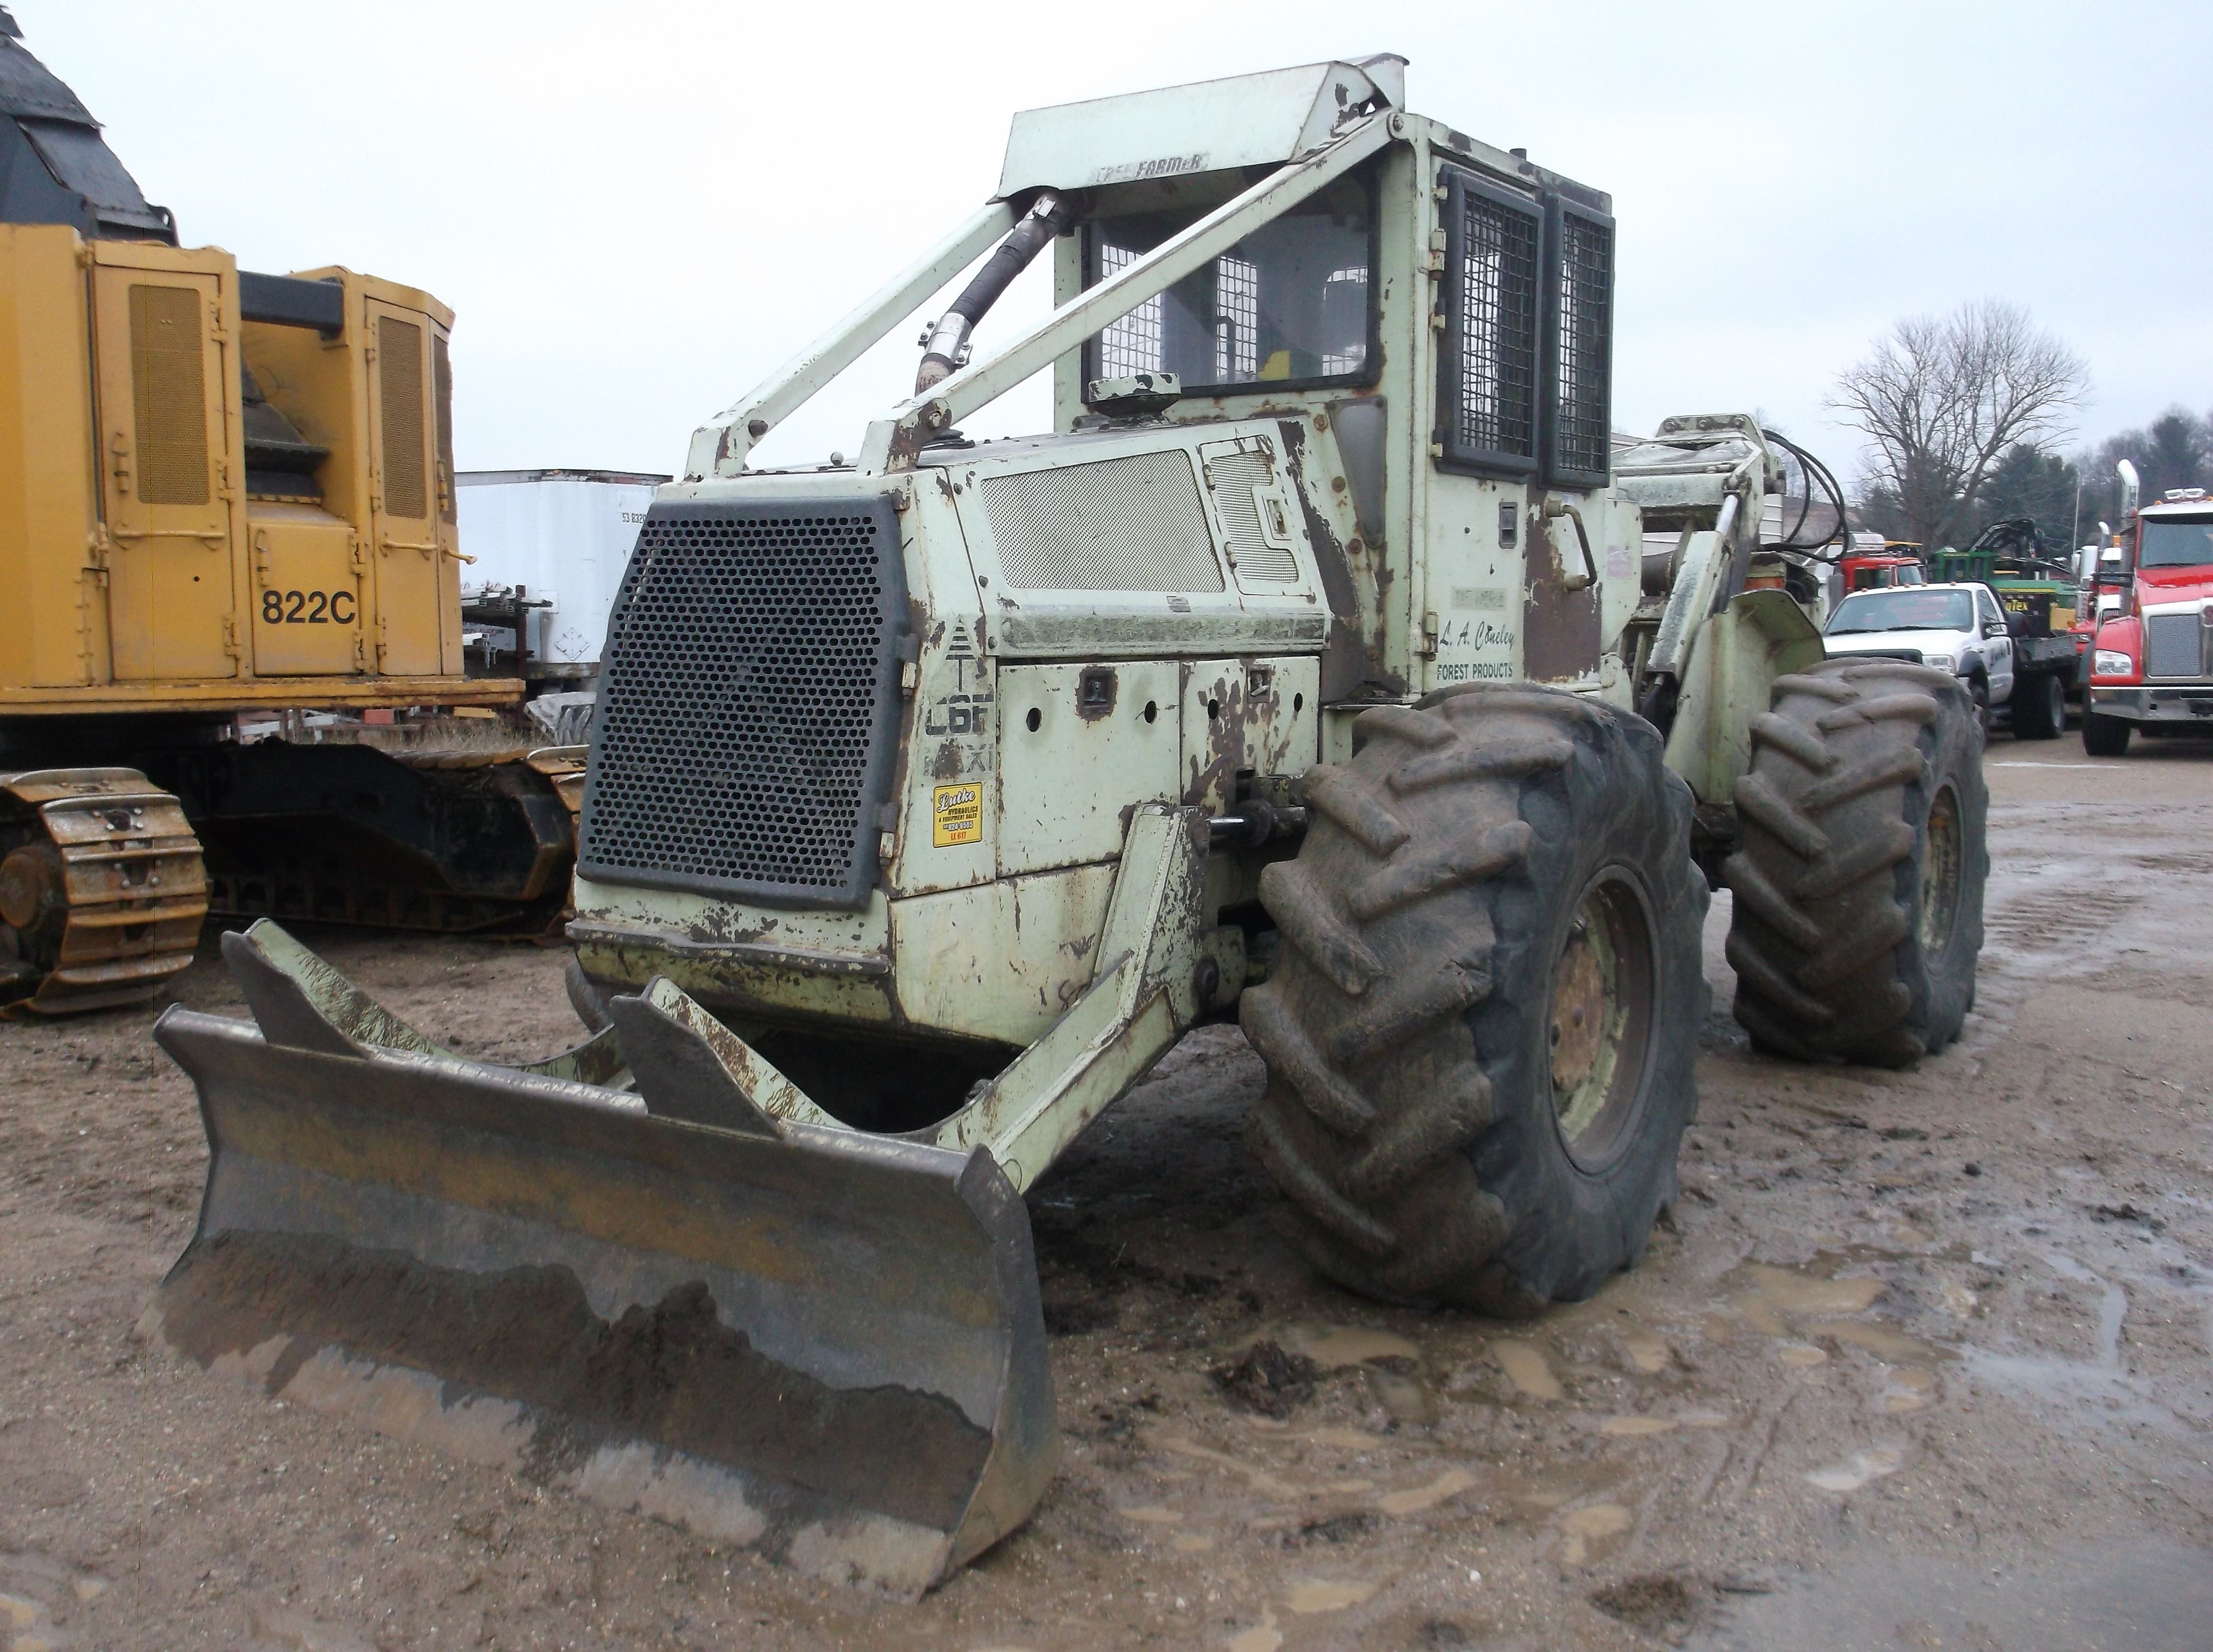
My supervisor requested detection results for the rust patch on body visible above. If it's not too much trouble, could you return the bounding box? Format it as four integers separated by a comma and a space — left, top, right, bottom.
1523, 511, 1602, 682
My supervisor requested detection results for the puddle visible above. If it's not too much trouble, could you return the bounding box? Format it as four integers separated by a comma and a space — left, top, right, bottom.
1172, 1534, 1214, 1553
1558, 1502, 1632, 1565
1677, 1409, 1732, 1427
1227, 1624, 1281, 1652
1119, 1506, 1182, 1524
1281, 1324, 1420, 1368
1520, 1490, 1570, 1509
1155, 1437, 1305, 1499
1561, 1503, 1632, 1538
1881, 1369, 1938, 1414
1776, 1343, 1827, 1367
1811, 1320, 1944, 1365
1960, 1252, 2180, 1432
1364, 1366, 1434, 1424
1306, 1427, 1386, 1450
1374, 1469, 1476, 1515
1730, 1262, 1885, 1336
1285, 1579, 1375, 1614
1939, 1283, 1977, 1315
1691, 1536, 2213, 1652
1804, 1446, 1905, 1492
0, 1589, 58, 1652
1491, 1339, 1564, 1400
1598, 1415, 1675, 1436
1620, 1333, 1671, 1373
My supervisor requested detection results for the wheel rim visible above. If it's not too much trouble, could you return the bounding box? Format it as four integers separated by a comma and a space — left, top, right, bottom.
1919, 784, 1963, 955
1548, 871, 1658, 1170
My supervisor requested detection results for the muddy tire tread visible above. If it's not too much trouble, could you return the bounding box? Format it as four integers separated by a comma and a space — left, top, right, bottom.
1724, 659, 1985, 1067
1242, 686, 1705, 1314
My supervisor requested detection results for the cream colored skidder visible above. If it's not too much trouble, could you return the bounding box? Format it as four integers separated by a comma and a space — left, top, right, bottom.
147, 57, 1988, 1593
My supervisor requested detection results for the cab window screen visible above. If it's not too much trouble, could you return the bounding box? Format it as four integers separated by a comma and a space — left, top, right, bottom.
1084, 171, 1374, 394
1436, 169, 1542, 475
1545, 198, 1615, 486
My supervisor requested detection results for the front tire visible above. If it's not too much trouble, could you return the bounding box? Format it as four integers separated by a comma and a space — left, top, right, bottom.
2082, 706, 2132, 756
1241, 687, 1707, 1316
1724, 659, 1986, 1067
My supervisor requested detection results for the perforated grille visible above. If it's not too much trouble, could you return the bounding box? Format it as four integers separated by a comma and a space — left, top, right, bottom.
1552, 209, 1615, 480
1203, 444, 1301, 586
378, 315, 426, 520
2144, 613, 2206, 679
578, 498, 905, 906
982, 451, 1225, 592
128, 284, 208, 505
1448, 183, 1540, 464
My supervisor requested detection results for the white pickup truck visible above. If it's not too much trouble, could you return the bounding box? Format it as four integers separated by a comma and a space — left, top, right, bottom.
1821, 581, 2048, 734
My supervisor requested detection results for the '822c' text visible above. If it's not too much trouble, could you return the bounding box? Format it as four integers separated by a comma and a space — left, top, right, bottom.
260, 589, 358, 625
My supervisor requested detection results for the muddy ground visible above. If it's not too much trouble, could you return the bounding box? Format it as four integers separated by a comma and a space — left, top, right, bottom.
1, 730, 2209, 1651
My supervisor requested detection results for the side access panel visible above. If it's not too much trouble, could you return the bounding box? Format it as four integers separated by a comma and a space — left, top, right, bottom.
88, 254, 244, 680
364, 297, 452, 676
247, 507, 364, 676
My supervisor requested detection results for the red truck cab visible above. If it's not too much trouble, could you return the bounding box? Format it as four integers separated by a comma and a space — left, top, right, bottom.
1840, 550, 1925, 591
2085, 487, 2213, 754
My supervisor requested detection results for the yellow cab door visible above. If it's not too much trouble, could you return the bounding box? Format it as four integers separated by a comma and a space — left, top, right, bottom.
365, 298, 448, 676
90, 265, 237, 680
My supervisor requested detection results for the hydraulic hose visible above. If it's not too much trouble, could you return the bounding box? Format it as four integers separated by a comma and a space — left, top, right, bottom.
914, 191, 1071, 393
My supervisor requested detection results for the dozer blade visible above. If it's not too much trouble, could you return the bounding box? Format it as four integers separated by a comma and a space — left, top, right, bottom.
146, 923, 1056, 1595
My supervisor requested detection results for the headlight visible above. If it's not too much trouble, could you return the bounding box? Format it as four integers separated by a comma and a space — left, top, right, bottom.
1925, 653, 1956, 674
2094, 649, 2135, 676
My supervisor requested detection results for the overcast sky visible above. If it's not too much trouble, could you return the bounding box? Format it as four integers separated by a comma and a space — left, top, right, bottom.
18, 0, 2209, 485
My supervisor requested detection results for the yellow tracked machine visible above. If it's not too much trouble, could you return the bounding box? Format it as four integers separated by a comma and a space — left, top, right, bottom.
0, 9, 572, 1011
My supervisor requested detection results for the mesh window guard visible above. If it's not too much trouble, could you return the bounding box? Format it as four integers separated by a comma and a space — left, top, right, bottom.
1095, 244, 1166, 379
1436, 169, 1541, 475
1546, 200, 1616, 486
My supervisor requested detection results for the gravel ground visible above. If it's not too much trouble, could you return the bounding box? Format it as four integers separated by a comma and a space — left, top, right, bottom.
0, 730, 2208, 1651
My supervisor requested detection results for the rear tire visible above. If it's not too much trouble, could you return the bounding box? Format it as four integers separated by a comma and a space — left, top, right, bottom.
2082, 707, 2132, 756
1724, 659, 1986, 1068
2012, 671, 2064, 741
1241, 686, 1707, 1316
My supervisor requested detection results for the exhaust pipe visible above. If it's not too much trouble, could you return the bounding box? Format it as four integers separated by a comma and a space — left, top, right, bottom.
914, 191, 1071, 393
2117, 458, 2140, 520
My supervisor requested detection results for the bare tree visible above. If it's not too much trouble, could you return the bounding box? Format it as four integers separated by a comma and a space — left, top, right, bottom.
1829, 301, 2089, 550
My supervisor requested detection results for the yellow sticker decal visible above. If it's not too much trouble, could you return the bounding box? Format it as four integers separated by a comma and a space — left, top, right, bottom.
931, 783, 983, 847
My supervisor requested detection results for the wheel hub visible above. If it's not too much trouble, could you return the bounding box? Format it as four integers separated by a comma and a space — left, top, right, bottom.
1548, 874, 1658, 1168
1919, 784, 1963, 955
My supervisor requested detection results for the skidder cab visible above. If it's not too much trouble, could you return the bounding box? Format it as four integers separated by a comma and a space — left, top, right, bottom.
147, 58, 1988, 1594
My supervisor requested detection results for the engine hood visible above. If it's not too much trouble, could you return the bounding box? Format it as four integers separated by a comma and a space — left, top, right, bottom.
2135, 565, 2213, 609
1822, 627, 1970, 663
